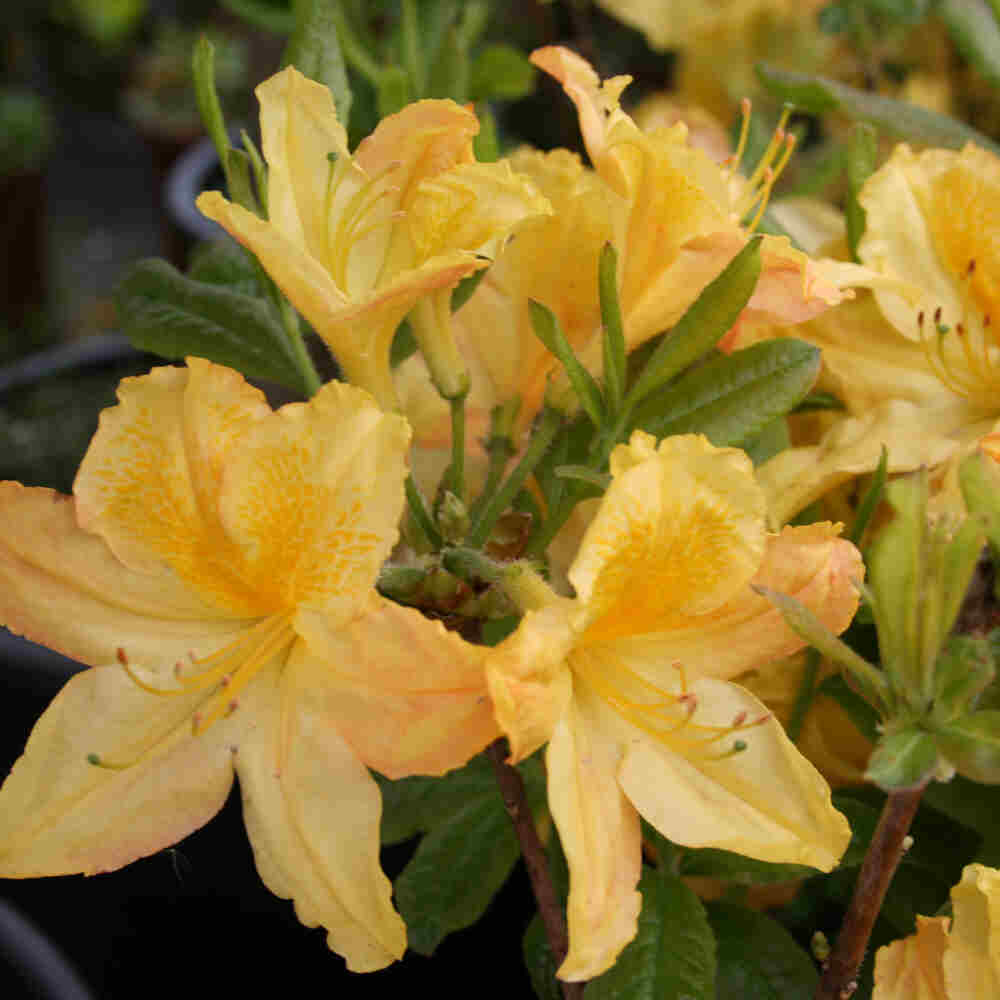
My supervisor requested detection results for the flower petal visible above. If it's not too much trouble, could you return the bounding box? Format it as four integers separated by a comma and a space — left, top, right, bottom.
486, 601, 577, 763
615, 675, 851, 870
0, 663, 238, 876
873, 915, 950, 1000
257, 66, 350, 261
570, 433, 767, 636
943, 863, 1000, 999
758, 399, 961, 526
235, 659, 406, 971
546, 688, 642, 981
218, 380, 409, 625
0, 481, 245, 670
292, 595, 497, 779
613, 523, 863, 682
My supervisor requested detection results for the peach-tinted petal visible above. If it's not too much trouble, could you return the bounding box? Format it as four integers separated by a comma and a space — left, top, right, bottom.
943, 863, 1000, 999
0, 662, 240, 876
235, 664, 405, 972
874, 915, 950, 1000
570, 433, 767, 635
486, 601, 577, 763
546, 688, 642, 981
606, 523, 862, 682
758, 400, 961, 526
613, 674, 850, 870
0, 482, 246, 670
257, 66, 350, 261
291, 595, 497, 779
218, 380, 409, 625
74, 361, 271, 614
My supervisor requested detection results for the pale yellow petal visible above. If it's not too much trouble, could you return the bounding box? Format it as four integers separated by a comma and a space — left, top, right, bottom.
218, 380, 410, 625
873, 916, 950, 1000
758, 400, 960, 526
291, 595, 497, 779
486, 601, 577, 763
606, 523, 863, 682
570, 433, 767, 636
859, 144, 970, 340
614, 675, 850, 870
0, 482, 247, 669
235, 660, 406, 971
943, 863, 1000, 999
0, 663, 240, 876
546, 688, 642, 981
257, 65, 350, 260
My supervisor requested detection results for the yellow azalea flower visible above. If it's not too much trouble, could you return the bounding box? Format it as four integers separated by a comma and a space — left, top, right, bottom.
399, 47, 860, 463
0, 359, 496, 972
486, 432, 859, 980
197, 66, 550, 410
874, 864, 1000, 999
743, 143, 1000, 523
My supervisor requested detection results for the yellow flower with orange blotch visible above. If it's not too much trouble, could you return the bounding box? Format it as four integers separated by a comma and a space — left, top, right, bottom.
486, 432, 859, 981
198, 66, 550, 410
874, 864, 1000, 999
0, 359, 496, 972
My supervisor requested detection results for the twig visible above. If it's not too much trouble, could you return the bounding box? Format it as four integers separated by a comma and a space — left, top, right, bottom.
485, 739, 585, 1000
816, 785, 925, 1000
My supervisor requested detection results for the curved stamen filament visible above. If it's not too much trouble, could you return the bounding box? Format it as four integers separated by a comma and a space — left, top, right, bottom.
730, 105, 796, 230
571, 648, 768, 757
917, 259, 1000, 409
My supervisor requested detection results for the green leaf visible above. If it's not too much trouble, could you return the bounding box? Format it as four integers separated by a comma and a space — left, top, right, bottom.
375, 65, 412, 118
741, 416, 790, 467
599, 242, 626, 418
932, 634, 995, 723
186, 241, 260, 297
707, 903, 818, 1000
473, 103, 500, 162
192, 38, 232, 170
529, 299, 605, 428
283, 0, 352, 126
935, 710, 1000, 783
469, 43, 537, 101
219, 0, 295, 33
845, 123, 878, 262
818, 674, 882, 745
847, 446, 888, 546
792, 390, 844, 413
427, 26, 470, 102
626, 238, 762, 410
452, 269, 486, 312
633, 339, 821, 451
523, 915, 562, 1000
114, 259, 312, 395
866, 726, 940, 790
938, 0, 1000, 89
923, 775, 1000, 865
395, 762, 543, 955
756, 63, 1000, 155
585, 868, 716, 1000
681, 848, 816, 886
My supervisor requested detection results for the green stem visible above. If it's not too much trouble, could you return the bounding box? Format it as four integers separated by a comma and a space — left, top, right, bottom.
405, 475, 443, 550
278, 300, 322, 397
468, 400, 518, 524
400, 0, 426, 96
449, 392, 467, 502
466, 408, 562, 549
788, 648, 822, 744
329, 5, 382, 83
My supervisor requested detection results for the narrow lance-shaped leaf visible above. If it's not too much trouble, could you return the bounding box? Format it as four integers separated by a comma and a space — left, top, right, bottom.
528, 299, 605, 427
631, 338, 819, 452
753, 583, 892, 714
938, 0, 1000, 89
283, 0, 352, 126
847, 444, 888, 546
585, 867, 716, 1000
625, 237, 763, 410
845, 122, 878, 263
192, 38, 232, 173
115, 259, 313, 396
599, 242, 626, 418
756, 62, 1000, 155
